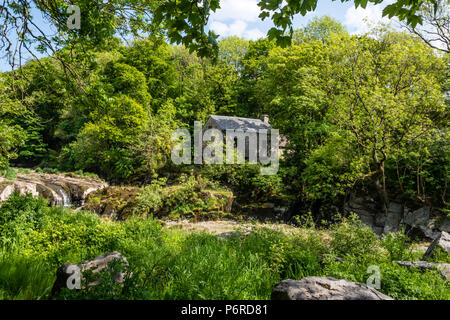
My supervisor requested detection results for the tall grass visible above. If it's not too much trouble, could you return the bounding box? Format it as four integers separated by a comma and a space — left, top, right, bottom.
0, 194, 448, 300
0, 253, 54, 299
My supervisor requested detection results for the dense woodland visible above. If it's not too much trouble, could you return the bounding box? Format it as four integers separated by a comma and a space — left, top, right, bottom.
1, 16, 448, 214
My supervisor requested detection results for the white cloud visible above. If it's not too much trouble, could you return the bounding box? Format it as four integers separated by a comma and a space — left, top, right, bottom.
210, 21, 230, 36
212, 0, 260, 22
209, 0, 264, 40
210, 19, 264, 40
244, 28, 265, 40
229, 20, 248, 36
345, 4, 393, 34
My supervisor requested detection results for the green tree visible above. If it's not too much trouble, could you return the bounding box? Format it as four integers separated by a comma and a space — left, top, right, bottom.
218, 36, 250, 70
172, 46, 216, 123
237, 38, 276, 117
102, 61, 151, 106
256, 41, 331, 165
402, 0, 449, 52
302, 131, 366, 201
66, 95, 149, 180
328, 30, 445, 214
132, 100, 181, 180
119, 39, 178, 108
293, 16, 348, 44
0, 75, 26, 169
0, 0, 437, 71
172, 45, 240, 123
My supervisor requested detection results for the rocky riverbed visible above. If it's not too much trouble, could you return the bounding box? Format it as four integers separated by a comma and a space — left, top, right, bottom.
0, 171, 107, 207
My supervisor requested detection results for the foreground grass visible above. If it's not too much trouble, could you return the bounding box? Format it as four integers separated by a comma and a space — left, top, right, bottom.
0, 193, 448, 300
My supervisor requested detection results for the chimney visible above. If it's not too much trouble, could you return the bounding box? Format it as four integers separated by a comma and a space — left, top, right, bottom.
260, 114, 269, 124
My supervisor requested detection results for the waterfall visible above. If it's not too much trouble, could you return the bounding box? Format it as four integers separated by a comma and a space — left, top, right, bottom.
0, 172, 107, 208
48, 183, 71, 207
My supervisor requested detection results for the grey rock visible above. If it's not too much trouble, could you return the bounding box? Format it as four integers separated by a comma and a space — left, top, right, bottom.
384, 202, 403, 234
344, 196, 379, 229
271, 277, 393, 300
348, 196, 376, 209
407, 225, 440, 241
274, 206, 288, 214
423, 231, 450, 259
51, 251, 129, 296
0, 172, 107, 207
373, 226, 384, 235
347, 208, 375, 228
207, 115, 272, 131
375, 212, 387, 228
404, 207, 430, 227
437, 217, 450, 234
421, 226, 441, 240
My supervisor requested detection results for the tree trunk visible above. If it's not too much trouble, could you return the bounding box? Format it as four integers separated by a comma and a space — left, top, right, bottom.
373, 149, 389, 216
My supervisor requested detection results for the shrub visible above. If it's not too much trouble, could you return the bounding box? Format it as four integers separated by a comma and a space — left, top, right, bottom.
56, 260, 149, 300
330, 213, 380, 261
134, 178, 166, 216
201, 163, 285, 202
17, 168, 30, 175
379, 262, 450, 300
380, 231, 413, 261
43, 168, 60, 174
159, 174, 233, 220
0, 192, 49, 248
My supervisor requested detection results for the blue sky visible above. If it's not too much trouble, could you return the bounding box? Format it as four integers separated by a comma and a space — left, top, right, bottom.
207, 0, 397, 39
0, 0, 398, 72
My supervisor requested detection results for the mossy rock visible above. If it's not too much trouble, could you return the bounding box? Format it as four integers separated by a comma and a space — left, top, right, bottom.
84, 186, 141, 220
157, 187, 234, 221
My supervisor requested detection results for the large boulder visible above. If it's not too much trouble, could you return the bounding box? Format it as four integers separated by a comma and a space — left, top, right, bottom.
403, 207, 440, 240
404, 207, 430, 227
438, 218, 450, 234
342, 196, 449, 238
271, 277, 393, 300
344, 195, 383, 233
84, 186, 142, 220
51, 252, 129, 296
422, 231, 450, 259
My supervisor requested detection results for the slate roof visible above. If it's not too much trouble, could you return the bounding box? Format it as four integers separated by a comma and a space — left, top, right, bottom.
209, 115, 272, 131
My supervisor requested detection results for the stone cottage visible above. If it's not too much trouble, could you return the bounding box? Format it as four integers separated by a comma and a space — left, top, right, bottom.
203, 115, 286, 160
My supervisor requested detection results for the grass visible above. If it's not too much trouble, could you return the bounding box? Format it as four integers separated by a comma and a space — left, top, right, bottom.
0, 193, 448, 300
0, 254, 54, 300
0, 167, 17, 180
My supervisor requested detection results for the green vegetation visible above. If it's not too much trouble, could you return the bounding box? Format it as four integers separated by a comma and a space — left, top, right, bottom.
0, 194, 448, 300
84, 174, 234, 221
1, 17, 447, 216
0, 4, 448, 301
0, 0, 439, 65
